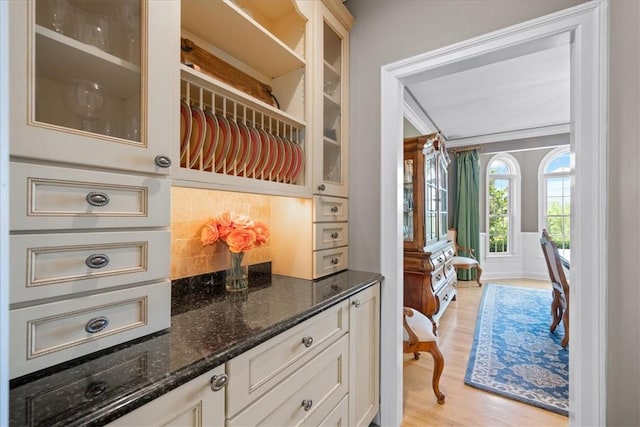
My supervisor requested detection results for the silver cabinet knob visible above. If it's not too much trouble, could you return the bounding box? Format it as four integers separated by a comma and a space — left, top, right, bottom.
154, 155, 172, 168
317, 184, 326, 191
210, 374, 228, 392
352, 299, 361, 308
302, 336, 314, 347
330, 206, 339, 213
85, 316, 109, 334
85, 253, 110, 269
301, 399, 313, 411
86, 191, 110, 207
331, 232, 339, 239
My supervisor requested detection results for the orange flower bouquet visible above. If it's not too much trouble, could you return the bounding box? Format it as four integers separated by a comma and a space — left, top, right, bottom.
201, 212, 270, 291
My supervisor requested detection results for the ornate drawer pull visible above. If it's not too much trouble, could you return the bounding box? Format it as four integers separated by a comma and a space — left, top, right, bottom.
317, 184, 326, 191
210, 374, 228, 392
85, 381, 108, 400
154, 155, 172, 168
85, 253, 110, 269
331, 232, 339, 239
330, 206, 339, 213
331, 258, 339, 265
85, 316, 109, 334
352, 299, 361, 308
302, 336, 314, 347
301, 399, 313, 411
86, 191, 110, 207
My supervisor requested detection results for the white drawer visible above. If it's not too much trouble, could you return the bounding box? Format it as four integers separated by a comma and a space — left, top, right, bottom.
313, 247, 348, 279
10, 162, 170, 230
228, 334, 349, 427
10, 281, 171, 379
313, 196, 348, 222
306, 394, 348, 427
226, 300, 348, 417
10, 231, 170, 304
430, 250, 446, 271
313, 222, 348, 251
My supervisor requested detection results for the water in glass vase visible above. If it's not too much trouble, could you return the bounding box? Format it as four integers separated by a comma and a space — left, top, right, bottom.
225, 252, 248, 292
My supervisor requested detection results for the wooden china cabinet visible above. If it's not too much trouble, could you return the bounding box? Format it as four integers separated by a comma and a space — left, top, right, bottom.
403, 133, 457, 323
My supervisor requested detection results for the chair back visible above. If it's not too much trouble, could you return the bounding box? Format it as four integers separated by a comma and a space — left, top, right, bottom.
540, 229, 569, 293
447, 228, 458, 255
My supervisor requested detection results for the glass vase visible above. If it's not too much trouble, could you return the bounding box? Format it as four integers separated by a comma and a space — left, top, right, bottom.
225, 251, 248, 292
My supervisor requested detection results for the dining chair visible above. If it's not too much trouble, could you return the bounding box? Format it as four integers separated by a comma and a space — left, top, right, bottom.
540, 229, 569, 348
447, 228, 482, 286
402, 307, 445, 404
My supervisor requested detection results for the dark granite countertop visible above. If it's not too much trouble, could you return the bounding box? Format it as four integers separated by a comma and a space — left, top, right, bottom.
9, 269, 383, 427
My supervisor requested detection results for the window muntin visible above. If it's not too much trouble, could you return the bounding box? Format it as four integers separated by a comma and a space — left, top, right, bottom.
487, 154, 519, 255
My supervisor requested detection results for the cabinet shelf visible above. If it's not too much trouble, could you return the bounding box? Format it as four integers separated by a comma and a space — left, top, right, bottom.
181, 0, 306, 79
323, 93, 340, 109
35, 25, 140, 99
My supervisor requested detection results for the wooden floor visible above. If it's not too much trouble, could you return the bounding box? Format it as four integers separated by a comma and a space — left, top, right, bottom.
401, 278, 569, 427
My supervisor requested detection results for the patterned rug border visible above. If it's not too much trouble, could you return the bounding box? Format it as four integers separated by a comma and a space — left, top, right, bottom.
464, 284, 569, 416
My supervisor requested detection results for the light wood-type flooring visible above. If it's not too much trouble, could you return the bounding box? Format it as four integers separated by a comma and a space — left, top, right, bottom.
401, 278, 569, 427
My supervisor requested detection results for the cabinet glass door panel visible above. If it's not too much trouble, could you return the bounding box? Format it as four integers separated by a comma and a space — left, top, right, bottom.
33, 0, 144, 144
322, 20, 342, 184
438, 158, 448, 239
424, 155, 438, 244
403, 159, 414, 241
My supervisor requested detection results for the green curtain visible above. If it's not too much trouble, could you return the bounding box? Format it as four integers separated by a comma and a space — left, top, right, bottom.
454, 150, 480, 280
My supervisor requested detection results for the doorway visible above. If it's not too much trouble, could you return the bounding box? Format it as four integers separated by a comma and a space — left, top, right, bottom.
379, 2, 608, 426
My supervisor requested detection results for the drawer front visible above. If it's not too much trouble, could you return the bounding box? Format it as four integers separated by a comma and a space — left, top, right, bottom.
313, 196, 348, 222
443, 245, 455, 260
436, 277, 457, 308
10, 281, 171, 379
430, 250, 446, 271
227, 300, 348, 417
444, 262, 457, 282
310, 394, 348, 427
313, 247, 348, 279
313, 222, 348, 251
431, 266, 447, 294
10, 231, 170, 304
11, 162, 170, 230
228, 334, 349, 427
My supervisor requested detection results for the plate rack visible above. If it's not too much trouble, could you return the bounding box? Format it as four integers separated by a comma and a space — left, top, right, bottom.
180, 67, 306, 187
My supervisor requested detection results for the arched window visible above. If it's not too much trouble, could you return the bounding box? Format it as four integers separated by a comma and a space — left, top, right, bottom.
539, 147, 571, 256
486, 154, 520, 254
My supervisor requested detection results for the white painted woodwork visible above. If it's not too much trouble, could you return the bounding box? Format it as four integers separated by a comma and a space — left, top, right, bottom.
10, 281, 170, 379
108, 364, 226, 427
349, 282, 380, 427
313, 246, 349, 279
10, 230, 170, 304
8, 0, 179, 175
226, 300, 348, 417
313, 196, 349, 222
227, 334, 349, 427
10, 162, 170, 231
313, 222, 348, 250
312, 394, 349, 427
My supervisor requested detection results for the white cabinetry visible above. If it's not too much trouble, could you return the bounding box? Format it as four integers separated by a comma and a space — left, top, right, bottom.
108, 364, 227, 427
7, 0, 176, 379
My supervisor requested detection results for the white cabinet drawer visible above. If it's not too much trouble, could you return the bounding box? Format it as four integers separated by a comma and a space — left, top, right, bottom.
313, 247, 348, 279
313, 196, 348, 222
10, 162, 170, 230
10, 281, 171, 379
306, 394, 348, 427
226, 300, 348, 417
10, 231, 170, 304
228, 334, 349, 427
313, 222, 348, 251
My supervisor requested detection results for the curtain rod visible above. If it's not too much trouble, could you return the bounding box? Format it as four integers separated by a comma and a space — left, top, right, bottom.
448, 144, 483, 154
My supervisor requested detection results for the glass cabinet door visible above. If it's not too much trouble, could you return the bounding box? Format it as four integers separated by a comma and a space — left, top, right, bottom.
424, 154, 438, 245
403, 159, 414, 241
34, 0, 142, 141
438, 156, 449, 239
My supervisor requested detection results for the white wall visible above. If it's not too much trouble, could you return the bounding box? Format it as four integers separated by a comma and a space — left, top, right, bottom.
479, 232, 549, 281
346, 0, 639, 425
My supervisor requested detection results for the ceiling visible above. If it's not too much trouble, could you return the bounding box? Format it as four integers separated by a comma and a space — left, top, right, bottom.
404, 37, 571, 146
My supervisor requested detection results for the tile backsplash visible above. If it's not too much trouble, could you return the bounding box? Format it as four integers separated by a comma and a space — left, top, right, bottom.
171, 187, 271, 279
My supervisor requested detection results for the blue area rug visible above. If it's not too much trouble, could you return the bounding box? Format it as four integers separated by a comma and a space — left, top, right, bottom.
465, 284, 569, 415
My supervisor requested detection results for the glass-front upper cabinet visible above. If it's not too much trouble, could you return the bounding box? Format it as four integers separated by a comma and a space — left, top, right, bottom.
403, 133, 450, 252
8, 0, 178, 175
314, 2, 352, 198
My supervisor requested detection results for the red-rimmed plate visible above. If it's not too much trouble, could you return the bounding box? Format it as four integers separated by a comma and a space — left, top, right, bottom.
283, 138, 298, 182
271, 134, 288, 180
180, 99, 191, 166
263, 132, 280, 179
225, 118, 241, 173
243, 126, 262, 177
291, 142, 304, 183
235, 122, 252, 175
254, 128, 271, 178
202, 110, 218, 170
214, 115, 231, 172
277, 136, 293, 183
188, 105, 206, 169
